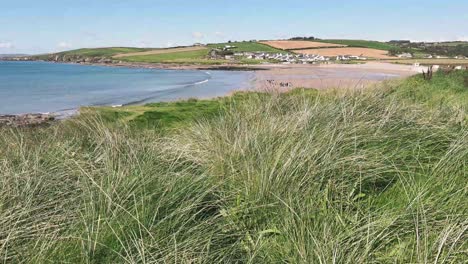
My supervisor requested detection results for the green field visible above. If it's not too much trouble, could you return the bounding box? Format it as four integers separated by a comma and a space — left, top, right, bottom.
1, 71, 467, 263
54, 47, 152, 58
433, 41, 468, 47
316, 39, 398, 51
45, 44, 280, 64
118, 49, 224, 64
118, 47, 274, 64
208, 41, 286, 53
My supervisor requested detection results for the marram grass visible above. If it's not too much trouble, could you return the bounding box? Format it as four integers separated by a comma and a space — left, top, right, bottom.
0, 72, 466, 263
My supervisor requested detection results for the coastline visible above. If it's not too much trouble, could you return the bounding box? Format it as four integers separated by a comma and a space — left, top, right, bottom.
0, 61, 424, 127
0, 113, 55, 127
17, 59, 270, 72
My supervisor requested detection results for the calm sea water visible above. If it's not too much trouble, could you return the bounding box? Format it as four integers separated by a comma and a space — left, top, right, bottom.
0, 61, 254, 115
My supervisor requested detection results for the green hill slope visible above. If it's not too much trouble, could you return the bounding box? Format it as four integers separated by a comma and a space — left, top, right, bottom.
316, 39, 397, 50
35, 47, 153, 60
208, 41, 286, 53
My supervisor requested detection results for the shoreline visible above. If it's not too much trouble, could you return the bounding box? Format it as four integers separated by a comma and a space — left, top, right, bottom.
12, 59, 271, 72
1, 61, 425, 126
0, 113, 56, 127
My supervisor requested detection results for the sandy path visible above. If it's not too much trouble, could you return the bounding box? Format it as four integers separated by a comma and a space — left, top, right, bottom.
254, 62, 426, 90
113, 47, 207, 58
294, 47, 394, 59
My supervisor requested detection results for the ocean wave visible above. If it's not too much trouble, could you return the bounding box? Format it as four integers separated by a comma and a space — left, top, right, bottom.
194, 79, 209, 85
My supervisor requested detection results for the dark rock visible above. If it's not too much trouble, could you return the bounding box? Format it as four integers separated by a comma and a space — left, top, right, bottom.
0, 114, 55, 127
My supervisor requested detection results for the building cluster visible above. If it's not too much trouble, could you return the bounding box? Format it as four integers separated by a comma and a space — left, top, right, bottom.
228, 51, 369, 64
232, 52, 331, 63
217, 45, 371, 64
335, 55, 368, 61
400, 53, 468, 60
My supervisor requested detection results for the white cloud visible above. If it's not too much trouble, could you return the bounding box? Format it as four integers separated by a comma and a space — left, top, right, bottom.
456, 36, 468, 42
214, 31, 225, 38
0, 41, 13, 49
192, 32, 205, 39
57, 42, 72, 49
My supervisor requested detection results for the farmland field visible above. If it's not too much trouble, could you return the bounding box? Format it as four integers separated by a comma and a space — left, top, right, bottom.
261, 40, 346, 50
113, 46, 207, 58
296, 47, 394, 59
118, 49, 218, 64
207, 42, 285, 53
57, 47, 153, 57
315, 39, 397, 51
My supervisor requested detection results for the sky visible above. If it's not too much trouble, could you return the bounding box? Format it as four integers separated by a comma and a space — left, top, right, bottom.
1, 0, 467, 54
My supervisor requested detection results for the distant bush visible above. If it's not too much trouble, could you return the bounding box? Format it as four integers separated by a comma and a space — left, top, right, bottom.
289, 36, 317, 40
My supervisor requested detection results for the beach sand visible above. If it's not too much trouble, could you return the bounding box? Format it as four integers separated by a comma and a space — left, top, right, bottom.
252, 62, 426, 91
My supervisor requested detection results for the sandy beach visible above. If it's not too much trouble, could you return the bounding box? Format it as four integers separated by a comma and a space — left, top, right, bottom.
251, 62, 426, 90
0, 60, 427, 127
104, 61, 425, 90
100, 61, 425, 90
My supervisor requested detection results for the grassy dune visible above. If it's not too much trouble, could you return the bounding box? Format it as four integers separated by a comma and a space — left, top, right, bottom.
0, 71, 467, 263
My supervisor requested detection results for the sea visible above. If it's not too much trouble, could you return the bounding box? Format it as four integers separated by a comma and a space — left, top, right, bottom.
0, 61, 254, 115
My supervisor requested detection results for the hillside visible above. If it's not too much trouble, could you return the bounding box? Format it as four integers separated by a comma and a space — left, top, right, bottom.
33, 42, 285, 64
207, 41, 285, 53
51, 47, 152, 57
1, 70, 467, 263
0, 53, 29, 58
315, 39, 398, 51
31, 40, 468, 65
118, 48, 217, 64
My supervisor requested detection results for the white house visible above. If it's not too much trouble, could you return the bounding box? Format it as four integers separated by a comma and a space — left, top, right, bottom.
397, 53, 413, 58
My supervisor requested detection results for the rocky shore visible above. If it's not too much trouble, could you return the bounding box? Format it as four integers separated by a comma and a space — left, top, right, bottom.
3, 53, 270, 72
0, 114, 55, 127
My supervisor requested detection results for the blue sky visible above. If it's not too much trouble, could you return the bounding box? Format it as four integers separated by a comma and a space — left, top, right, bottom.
1, 0, 467, 54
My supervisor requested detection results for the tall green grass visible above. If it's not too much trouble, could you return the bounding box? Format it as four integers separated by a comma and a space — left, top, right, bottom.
0, 73, 466, 263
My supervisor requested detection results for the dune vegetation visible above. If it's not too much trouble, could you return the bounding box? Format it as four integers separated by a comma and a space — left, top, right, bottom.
0, 71, 467, 263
